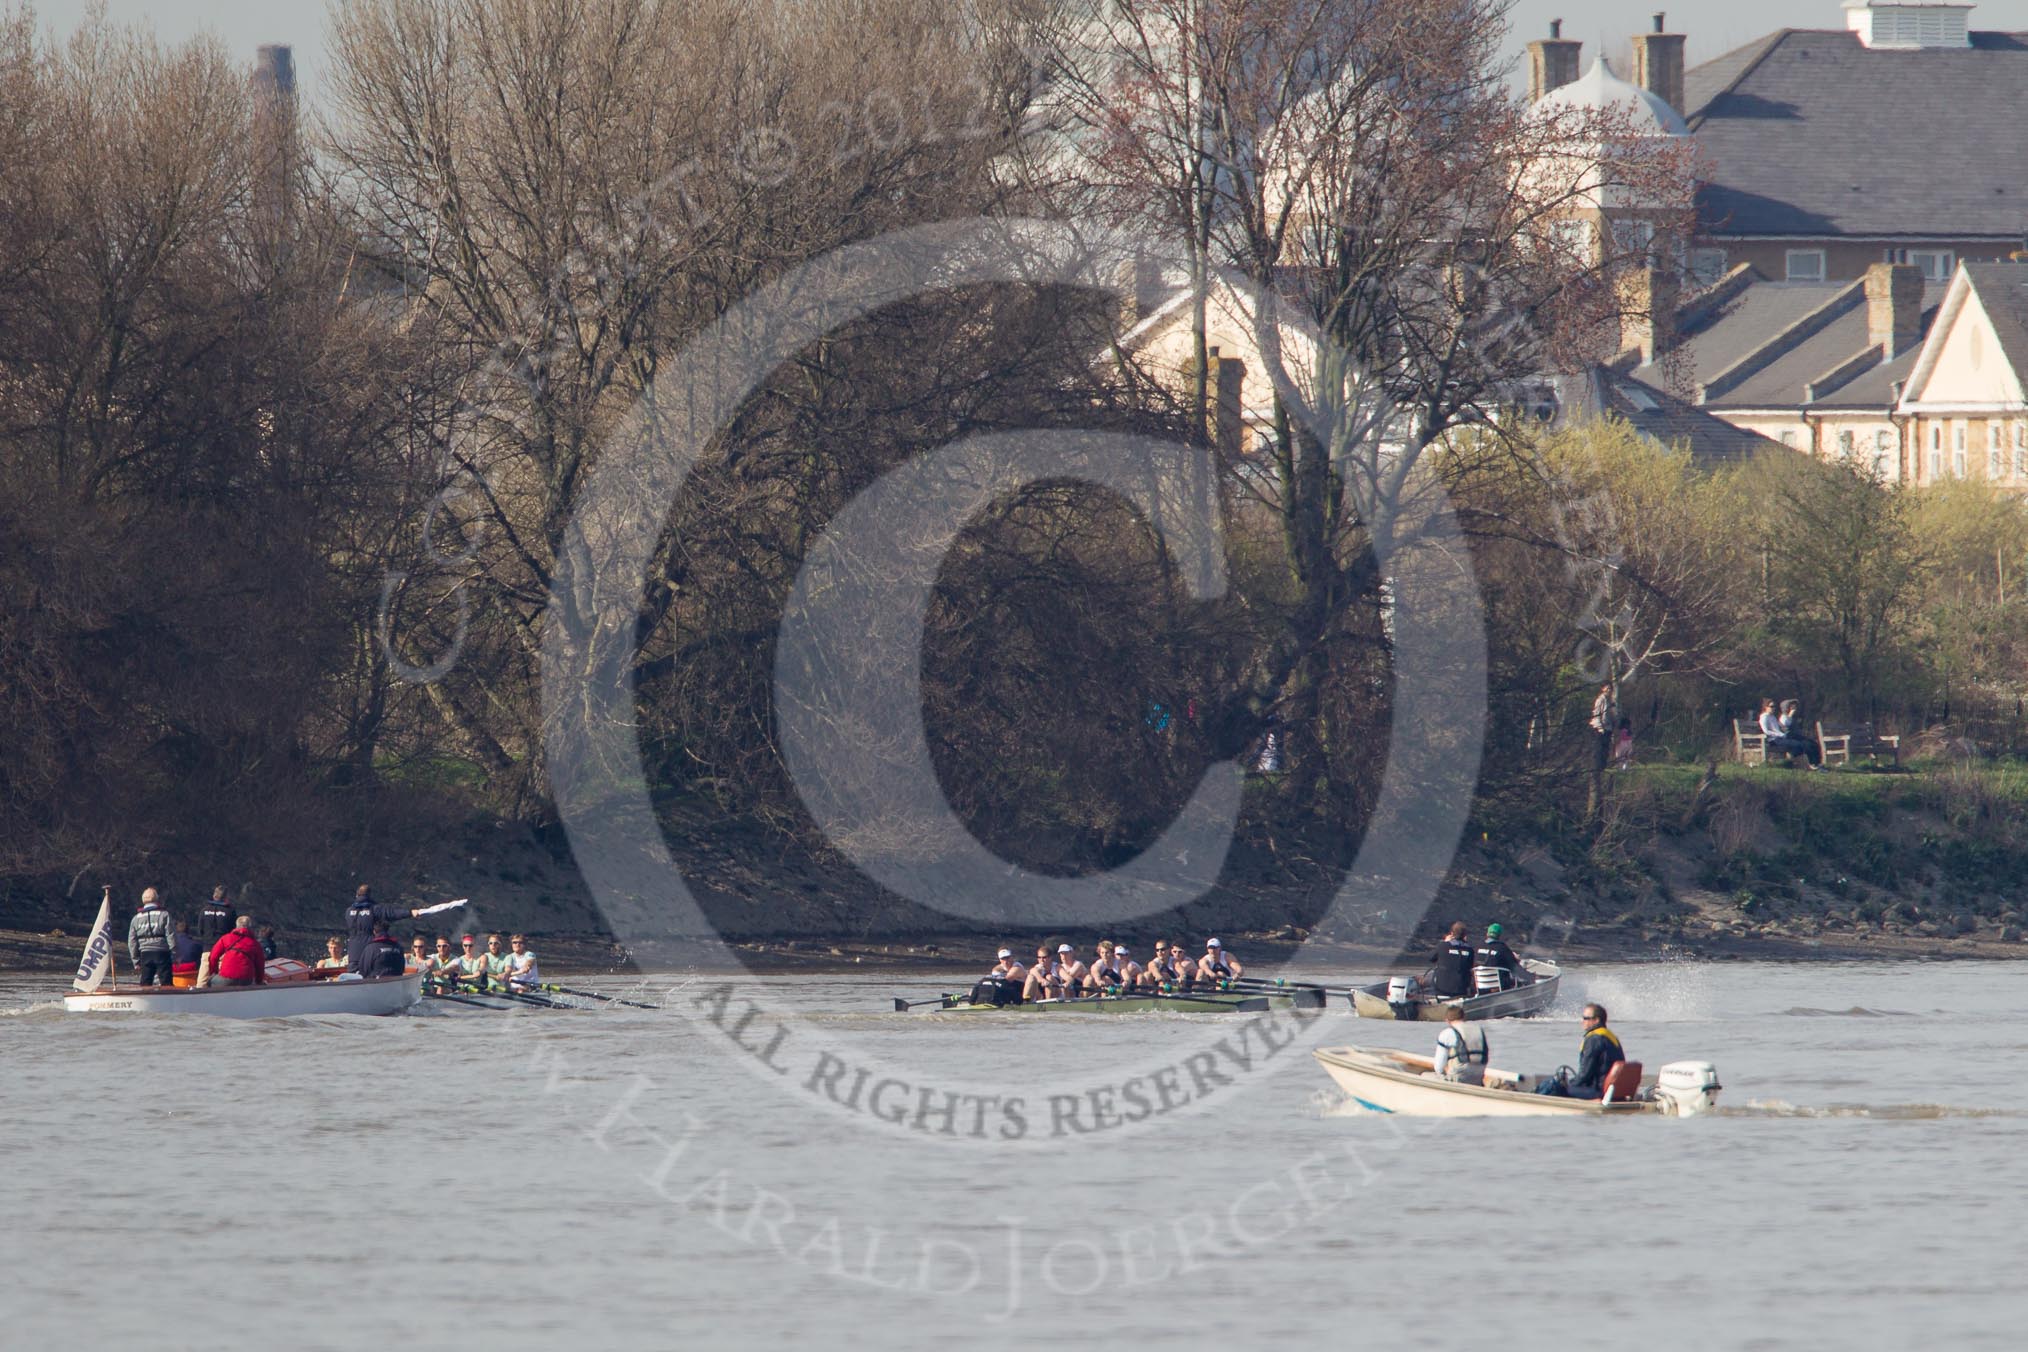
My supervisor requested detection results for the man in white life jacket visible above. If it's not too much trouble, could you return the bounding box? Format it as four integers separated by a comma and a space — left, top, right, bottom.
1432, 1006, 1489, 1085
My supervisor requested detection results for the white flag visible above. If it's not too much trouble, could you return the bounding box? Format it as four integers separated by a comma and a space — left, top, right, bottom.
412, 898, 468, 918
72, 897, 115, 992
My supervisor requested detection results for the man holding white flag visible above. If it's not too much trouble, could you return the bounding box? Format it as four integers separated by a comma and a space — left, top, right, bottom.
344, 886, 466, 971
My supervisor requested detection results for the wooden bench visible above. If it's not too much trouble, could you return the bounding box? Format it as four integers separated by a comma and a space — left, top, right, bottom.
1817, 721, 1900, 768
1735, 717, 1815, 767
1732, 718, 1767, 765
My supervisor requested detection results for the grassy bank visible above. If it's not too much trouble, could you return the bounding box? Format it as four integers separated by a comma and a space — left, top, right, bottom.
1460, 757, 2028, 953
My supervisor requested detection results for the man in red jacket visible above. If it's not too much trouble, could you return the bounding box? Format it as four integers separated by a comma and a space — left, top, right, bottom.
208, 916, 268, 988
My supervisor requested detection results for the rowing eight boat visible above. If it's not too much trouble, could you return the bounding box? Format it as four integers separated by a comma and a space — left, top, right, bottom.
928, 990, 1285, 1014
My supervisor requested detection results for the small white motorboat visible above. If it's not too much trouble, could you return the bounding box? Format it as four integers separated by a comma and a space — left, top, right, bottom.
1313, 1044, 1722, 1117
1350, 958, 1561, 1021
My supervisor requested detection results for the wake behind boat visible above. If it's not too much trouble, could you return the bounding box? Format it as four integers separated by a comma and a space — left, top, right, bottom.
1314, 1044, 1721, 1117
1350, 958, 1561, 1021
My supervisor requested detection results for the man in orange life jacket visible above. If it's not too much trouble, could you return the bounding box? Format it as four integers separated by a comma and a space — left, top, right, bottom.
208, 916, 268, 988
1536, 1003, 1624, 1099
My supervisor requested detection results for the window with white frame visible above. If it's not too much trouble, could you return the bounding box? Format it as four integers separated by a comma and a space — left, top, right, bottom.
1786, 250, 1827, 282
1690, 248, 1727, 285
1838, 429, 1856, 458
1875, 430, 1894, 477
1932, 425, 1942, 451
1931, 449, 1943, 479
1609, 218, 1656, 258
1955, 446, 1969, 478
1883, 247, 1955, 282
1551, 219, 1594, 261
1956, 424, 1967, 451
1780, 429, 1798, 448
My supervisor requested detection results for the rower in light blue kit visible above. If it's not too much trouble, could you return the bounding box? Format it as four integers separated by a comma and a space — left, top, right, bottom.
505, 934, 542, 990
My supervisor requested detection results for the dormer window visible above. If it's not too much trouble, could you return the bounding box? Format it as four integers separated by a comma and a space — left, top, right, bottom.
1846, 3, 1974, 51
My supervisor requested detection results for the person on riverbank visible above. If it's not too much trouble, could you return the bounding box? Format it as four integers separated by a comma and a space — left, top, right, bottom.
1428, 921, 1475, 998
1474, 923, 1522, 991
1759, 698, 1822, 769
1589, 681, 1617, 773
345, 885, 423, 971
356, 921, 405, 978
315, 936, 348, 971
1535, 1004, 1623, 1099
505, 934, 541, 991
127, 888, 175, 987
1432, 1007, 1488, 1085
208, 917, 267, 988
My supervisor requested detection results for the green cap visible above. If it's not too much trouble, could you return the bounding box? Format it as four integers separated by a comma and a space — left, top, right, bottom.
1486, 923, 1502, 936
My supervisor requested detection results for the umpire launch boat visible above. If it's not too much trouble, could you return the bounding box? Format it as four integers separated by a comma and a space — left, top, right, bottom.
61, 896, 423, 1017
63, 970, 424, 1018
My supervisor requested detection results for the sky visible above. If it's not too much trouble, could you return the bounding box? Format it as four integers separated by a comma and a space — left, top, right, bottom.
49, 0, 2028, 105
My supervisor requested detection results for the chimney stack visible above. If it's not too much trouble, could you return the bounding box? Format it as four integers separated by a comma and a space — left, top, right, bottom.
1621, 260, 1681, 365
1528, 20, 1583, 103
253, 44, 296, 104
1865, 262, 1924, 360
1630, 13, 1686, 119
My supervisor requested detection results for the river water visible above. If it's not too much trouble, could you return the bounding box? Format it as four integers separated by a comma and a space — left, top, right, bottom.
3, 959, 2022, 1350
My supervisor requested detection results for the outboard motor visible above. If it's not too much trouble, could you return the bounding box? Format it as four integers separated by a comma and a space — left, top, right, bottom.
1653, 1061, 1723, 1116
969, 976, 1021, 1007
1385, 976, 1416, 1006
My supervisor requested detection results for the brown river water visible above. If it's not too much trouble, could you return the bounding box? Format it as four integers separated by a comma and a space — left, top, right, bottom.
3, 960, 2022, 1350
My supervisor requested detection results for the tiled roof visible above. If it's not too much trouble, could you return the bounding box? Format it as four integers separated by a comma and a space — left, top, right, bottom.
1961, 262, 2028, 381
1596, 371, 1786, 462
1685, 28, 2028, 239
1629, 272, 1939, 411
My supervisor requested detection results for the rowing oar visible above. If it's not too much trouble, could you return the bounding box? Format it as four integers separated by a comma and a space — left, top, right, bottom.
526, 982, 660, 1010
439, 980, 569, 1010
422, 984, 499, 1010
894, 994, 953, 1011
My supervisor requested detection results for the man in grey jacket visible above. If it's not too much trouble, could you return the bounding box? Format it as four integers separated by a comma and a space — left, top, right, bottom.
127, 888, 175, 987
